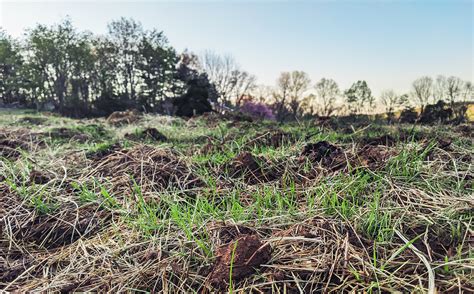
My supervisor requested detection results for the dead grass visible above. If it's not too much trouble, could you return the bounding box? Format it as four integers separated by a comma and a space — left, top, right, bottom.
0, 111, 472, 292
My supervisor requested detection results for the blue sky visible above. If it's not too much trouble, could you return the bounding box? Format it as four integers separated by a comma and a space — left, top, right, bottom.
0, 0, 472, 96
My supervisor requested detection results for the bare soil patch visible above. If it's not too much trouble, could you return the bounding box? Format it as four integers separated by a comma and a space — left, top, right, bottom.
87, 145, 202, 194
300, 141, 347, 171
29, 169, 53, 184
208, 234, 271, 289
14, 204, 111, 249
86, 142, 122, 160
19, 116, 48, 125
362, 134, 396, 146
246, 130, 297, 149
227, 152, 279, 184
124, 127, 167, 142
106, 110, 141, 125
0, 138, 30, 159
47, 127, 90, 142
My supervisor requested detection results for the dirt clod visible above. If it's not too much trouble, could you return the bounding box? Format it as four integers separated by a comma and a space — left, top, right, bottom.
356, 145, 394, 170
228, 152, 277, 184
301, 141, 346, 170
363, 134, 396, 146
16, 205, 111, 249
29, 170, 53, 184
247, 130, 296, 148
19, 116, 48, 125
86, 143, 122, 160
47, 127, 90, 142
89, 145, 201, 194
106, 110, 141, 125
208, 234, 271, 289
0, 139, 29, 159
124, 127, 167, 142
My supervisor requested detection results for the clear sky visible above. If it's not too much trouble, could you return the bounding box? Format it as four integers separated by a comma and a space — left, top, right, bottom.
0, 0, 472, 96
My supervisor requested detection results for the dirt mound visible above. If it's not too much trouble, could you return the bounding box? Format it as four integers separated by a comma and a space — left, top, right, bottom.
88, 145, 201, 194
268, 217, 370, 287
106, 110, 141, 125
47, 127, 90, 142
0, 146, 21, 159
86, 143, 122, 160
247, 130, 297, 148
201, 137, 224, 154
124, 128, 167, 142
208, 234, 271, 289
188, 112, 253, 128
300, 141, 346, 170
19, 116, 48, 125
0, 139, 29, 159
356, 145, 395, 170
300, 141, 396, 172
207, 223, 257, 245
29, 170, 53, 184
0, 138, 28, 150
455, 124, 473, 137
15, 204, 111, 249
362, 134, 396, 146
228, 152, 278, 184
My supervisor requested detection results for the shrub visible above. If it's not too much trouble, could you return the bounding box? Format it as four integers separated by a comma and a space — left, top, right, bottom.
419, 100, 453, 124
399, 107, 418, 124
240, 101, 275, 120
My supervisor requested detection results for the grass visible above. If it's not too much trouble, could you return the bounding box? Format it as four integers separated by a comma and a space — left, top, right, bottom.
0, 110, 472, 292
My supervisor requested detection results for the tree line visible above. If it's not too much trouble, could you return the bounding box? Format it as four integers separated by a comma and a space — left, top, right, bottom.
0, 18, 472, 122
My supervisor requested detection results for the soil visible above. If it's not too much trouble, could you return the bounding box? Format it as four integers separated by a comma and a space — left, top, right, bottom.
201, 137, 224, 155
15, 204, 111, 249
0, 139, 29, 159
0, 146, 22, 159
208, 234, 271, 289
47, 128, 90, 142
435, 138, 452, 150
86, 143, 122, 160
455, 124, 473, 138
356, 145, 394, 170
300, 141, 346, 170
90, 145, 202, 194
247, 130, 297, 148
362, 134, 396, 146
124, 128, 167, 142
106, 110, 141, 125
29, 169, 53, 184
208, 223, 257, 245
228, 152, 277, 184
19, 116, 48, 125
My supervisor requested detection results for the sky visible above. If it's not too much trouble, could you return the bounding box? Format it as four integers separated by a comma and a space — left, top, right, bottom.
0, 0, 472, 96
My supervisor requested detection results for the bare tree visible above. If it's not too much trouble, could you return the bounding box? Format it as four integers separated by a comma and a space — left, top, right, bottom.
272, 71, 310, 120
107, 17, 144, 101
251, 84, 274, 103
288, 71, 311, 118
451, 79, 472, 121
314, 78, 339, 116
273, 72, 291, 121
412, 76, 433, 114
445, 76, 463, 107
462, 81, 473, 102
434, 75, 447, 102
233, 70, 257, 106
380, 89, 408, 122
200, 51, 256, 105
344, 80, 373, 114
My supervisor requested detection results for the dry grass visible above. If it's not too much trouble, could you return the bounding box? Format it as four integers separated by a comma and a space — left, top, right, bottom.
1, 110, 473, 292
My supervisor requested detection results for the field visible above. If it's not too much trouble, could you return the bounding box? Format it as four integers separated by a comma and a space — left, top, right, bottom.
0, 109, 473, 293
